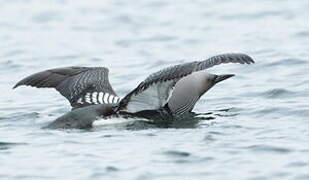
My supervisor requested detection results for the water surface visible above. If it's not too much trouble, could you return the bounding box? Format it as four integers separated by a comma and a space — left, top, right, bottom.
1, 0, 309, 179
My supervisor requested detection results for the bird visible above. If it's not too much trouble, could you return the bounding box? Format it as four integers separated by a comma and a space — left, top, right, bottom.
13, 53, 255, 129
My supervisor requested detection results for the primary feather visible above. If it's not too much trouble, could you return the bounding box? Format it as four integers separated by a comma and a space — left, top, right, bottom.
13, 66, 119, 108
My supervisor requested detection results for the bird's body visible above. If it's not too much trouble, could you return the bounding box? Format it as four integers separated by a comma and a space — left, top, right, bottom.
13, 53, 255, 129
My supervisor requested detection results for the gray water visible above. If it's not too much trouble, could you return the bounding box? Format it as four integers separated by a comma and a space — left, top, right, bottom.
1, 0, 309, 179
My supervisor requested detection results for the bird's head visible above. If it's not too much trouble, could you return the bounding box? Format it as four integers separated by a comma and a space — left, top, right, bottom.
212, 74, 235, 84
200, 73, 235, 94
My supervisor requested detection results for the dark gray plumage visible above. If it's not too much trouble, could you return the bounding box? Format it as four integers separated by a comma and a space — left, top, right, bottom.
44, 104, 117, 129
13, 53, 255, 129
13, 66, 118, 108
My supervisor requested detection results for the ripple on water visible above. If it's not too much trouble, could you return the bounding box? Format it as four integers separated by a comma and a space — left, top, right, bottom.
0, 60, 23, 70
204, 134, 217, 142
294, 31, 309, 38
249, 105, 309, 120
261, 88, 298, 99
264, 58, 308, 67
161, 150, 210, 164
245, 144, 292, 154
163, 150, 191, 158
98, 133, 127, 138
89, 166, 120, 179
32, 11, 63, 23
0, 142, 27, 150
286, 161, 308, 168
248, 175, 270, 180
5, 112, 40, 121
219, 10, 292, 20
294, 174, 309, 180
242, 88, 300, 99
105, 166, 119, 172
271, 172, 291, 178
2, 49, 26, 58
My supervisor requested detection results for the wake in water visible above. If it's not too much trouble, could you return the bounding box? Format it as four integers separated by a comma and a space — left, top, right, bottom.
93, 107, 237, 130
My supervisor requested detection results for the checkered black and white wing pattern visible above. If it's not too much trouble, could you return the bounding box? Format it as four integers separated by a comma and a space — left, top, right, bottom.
76, 91, 120, 106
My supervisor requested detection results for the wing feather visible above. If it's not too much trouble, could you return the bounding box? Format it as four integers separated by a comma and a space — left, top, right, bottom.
119, 53, 254, 113
13, 66, 119, 108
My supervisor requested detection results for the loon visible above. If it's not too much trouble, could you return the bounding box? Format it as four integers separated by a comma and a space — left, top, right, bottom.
13, 53, 255, 129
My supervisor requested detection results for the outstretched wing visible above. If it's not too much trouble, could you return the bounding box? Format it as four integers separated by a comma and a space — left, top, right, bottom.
13, 66, 120, 108
118, 53, 254, 113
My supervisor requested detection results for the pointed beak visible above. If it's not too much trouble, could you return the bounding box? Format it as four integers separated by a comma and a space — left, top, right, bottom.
214, 74, 235, 84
